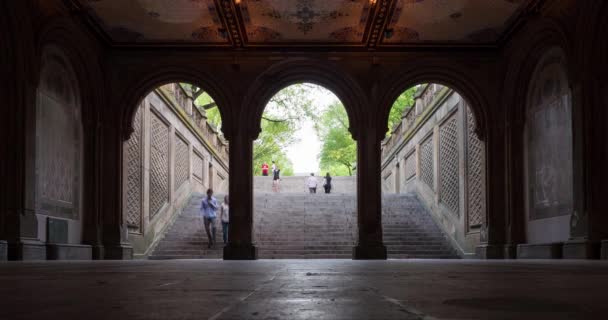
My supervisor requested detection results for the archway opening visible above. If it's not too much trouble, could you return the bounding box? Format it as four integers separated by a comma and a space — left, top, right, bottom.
253, 83, 358, 259
381, 83, 485, 259
123, 82, 229, 259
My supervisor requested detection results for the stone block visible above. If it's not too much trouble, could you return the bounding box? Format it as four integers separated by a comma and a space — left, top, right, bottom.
224, 243, 258, 260
517, 243, 562, 259
104, 244, 133, 260
503, 244, 517, 259
8, 240, 47, 260
602, 240, 608, 260
0, 240, 7, 261
47, 217, 68, 244
46, 244, 92, 260
563, 239, 600, 259
352, 244, 387, 260
475, 244, 504, 259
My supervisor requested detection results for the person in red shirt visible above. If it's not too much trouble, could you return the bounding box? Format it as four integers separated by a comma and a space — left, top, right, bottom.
261, 162, 269, 176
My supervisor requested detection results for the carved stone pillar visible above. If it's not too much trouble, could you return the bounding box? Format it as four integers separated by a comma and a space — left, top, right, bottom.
100, 122, 133, 259
353, 129, 387, 259
475, 118, 507, 259
1, 1, 46, 260
223, 126, 257, 260
561, 79, 605, 259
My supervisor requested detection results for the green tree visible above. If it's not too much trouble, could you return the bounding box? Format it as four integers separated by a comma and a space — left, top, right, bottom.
387, 87, 417, 135
316, 102, 356, 176
252, 83, 320, 176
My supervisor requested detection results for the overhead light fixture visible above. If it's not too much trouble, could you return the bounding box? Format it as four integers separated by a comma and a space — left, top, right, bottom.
369, 0, 377, 5
234, 0, 241, 4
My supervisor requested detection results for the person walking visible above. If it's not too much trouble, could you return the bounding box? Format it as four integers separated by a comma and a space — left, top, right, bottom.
261, 162, 269, 176
271, 161, 276, 175
220, 195, 229, 244
323, 172, 332, 194
200, 188, 218, 248
306, 172, 318, 194
272, 167, 281, 192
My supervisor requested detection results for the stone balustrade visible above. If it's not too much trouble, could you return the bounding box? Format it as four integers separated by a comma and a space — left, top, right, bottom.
382, 84, 446, 159
161, 84, 229, 164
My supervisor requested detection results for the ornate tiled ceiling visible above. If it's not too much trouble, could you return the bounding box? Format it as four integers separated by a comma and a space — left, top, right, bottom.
75, 0, 532, 48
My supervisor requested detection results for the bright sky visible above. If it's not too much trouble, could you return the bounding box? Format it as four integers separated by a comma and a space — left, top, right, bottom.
284, 85, 340, 175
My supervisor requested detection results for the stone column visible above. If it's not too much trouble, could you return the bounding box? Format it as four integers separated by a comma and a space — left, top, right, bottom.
562, 80, 605, 258
223, 126, 257, 259
475, 122, 507, 259
353, 130, 387, 259
100, 122, 133, 259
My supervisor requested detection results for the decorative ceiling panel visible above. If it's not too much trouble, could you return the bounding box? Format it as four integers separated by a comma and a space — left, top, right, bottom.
80, 0, 229, 44
75, 0, 533, 48
382, 0, 524, 44
237, 0, 373, 44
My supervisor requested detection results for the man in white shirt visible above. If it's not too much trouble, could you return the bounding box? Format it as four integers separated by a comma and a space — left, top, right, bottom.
306, 173, 318, 194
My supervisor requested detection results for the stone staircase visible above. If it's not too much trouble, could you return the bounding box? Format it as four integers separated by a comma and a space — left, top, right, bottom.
149, 192, 458, 259
254, 193, 357, 259
383, 194, 458, 258
149, 193, 223, 259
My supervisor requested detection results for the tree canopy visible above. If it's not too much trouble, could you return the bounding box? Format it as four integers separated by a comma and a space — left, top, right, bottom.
316, 102, 356, 176
387, 87, 417, 135
253, 83, 321, 176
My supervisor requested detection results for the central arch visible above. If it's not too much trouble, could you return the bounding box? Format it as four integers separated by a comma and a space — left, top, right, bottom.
242, 58, 368, 141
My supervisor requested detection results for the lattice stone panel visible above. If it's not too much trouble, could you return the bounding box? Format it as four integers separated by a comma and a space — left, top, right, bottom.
404, 151, 416, 180
467, 107, 485, 227
419, 135, 434, 190
149, 112, 169, 217
192, 151, 204, 182
439, 115, 459, 215
125, 105, 143, 230
174, 134, 189, 190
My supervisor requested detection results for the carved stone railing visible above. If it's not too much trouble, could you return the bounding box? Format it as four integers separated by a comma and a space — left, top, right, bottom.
381, 84, 446, 159
160, 83, 229, 165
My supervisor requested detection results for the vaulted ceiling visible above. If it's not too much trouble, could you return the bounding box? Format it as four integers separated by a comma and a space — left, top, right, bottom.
74, 0, 535, 49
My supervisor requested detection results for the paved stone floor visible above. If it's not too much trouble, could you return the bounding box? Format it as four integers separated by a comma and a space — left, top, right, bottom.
1, 259, 608, 320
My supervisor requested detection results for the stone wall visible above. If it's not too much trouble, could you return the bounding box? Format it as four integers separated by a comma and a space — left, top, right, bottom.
123, 84, 228, 258
523, 48, 572, 244
27, 46, 87, 259
381, 85, 486, 256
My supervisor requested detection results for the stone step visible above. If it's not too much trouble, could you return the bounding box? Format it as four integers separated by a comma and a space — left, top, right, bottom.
150, 192, 459, 259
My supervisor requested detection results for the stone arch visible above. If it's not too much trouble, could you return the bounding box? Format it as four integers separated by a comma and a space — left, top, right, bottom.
37, 17, 107, 128
377, 65, 490, 141
241, 58, 368, 140
501, 18, 574, 247
503, 18, 572, 125
522, 47, 573, 244
120, 68, 233, 141
36, 17, 110, 248
35, 44, 84, 242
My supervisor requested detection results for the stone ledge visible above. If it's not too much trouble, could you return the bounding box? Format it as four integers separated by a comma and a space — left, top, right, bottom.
0, 240, 7, 261
46, 243, 92, 260
8, 240, 47, 260
503, 244, 517, 259
601, 240, 608, 260
517, 243, 562, 259
224, 244, 258, 260
563, 239, 600, 259
104, 244, 133, 260
352, 244, 387, 260
475, 244, 504, 259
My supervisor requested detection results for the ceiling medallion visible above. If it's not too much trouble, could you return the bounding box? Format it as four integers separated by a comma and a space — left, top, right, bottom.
291, 0, 321, 34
